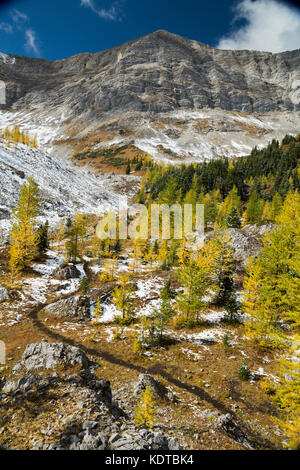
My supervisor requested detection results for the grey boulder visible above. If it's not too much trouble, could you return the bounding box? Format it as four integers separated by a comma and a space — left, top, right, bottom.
42, 295, 91, 321
52, 264, 81, 280
12, 340, 89, 373
134, 374, 162, 397
2, 374, 39, 393
0, 285, 9, 302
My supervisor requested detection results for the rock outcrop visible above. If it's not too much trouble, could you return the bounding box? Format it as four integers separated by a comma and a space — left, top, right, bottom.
0, 285, 9, 303
228, 224, 274, 267
12, 340, 89, 373
0, 343, 182, 451
52, 264, 81, 280
2, 30, 299, 116
134, 374, 163, 397
206, 224, 273, 269
216, 414, 250, 448
42, 296, 91, 321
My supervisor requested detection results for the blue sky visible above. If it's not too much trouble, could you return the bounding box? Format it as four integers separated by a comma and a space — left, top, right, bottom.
0, 0, 300, 60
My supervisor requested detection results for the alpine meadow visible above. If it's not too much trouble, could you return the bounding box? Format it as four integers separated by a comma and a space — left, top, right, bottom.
0, 0, 299, 454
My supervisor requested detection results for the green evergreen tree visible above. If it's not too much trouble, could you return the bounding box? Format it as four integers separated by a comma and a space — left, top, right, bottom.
226, 207, 241, 228
244, 190, 264, 225
153, 284, 175, 342
37, 221, 49, 254
114, 238, 122, 253
80, 276, 90, 293
126, 161, 131, 175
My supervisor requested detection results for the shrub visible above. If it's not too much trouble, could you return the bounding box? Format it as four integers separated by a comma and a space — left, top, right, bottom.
113, 328, 123, 341
132, 336, 144, 355
173, 315, 196, 330
237, 361, 251, 381
79, 277, 90, 293
222, 332, 232, 348
114, 314, 134, 326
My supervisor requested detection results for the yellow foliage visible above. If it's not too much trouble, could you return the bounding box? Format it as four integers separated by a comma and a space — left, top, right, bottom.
132, 335, 143, 355
157, 240, 168, 267
274, 415, 300, 450
111, 274, 134, 321
92, 298, 103, 323
1, 125, 38, 148
134, 385, 156, 428
55, 220, 65, 246
99, 258, 118, 282
177, 239, 189, 266
65, 213, 87, 263
144, 246, 156, 269
7, 177, 41, 281
243, 259, 284, 348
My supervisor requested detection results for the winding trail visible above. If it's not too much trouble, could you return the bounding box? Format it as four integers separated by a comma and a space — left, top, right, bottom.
27, 294, 277, 450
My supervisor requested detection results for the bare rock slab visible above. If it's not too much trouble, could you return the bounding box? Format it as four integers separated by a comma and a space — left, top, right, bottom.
42, 295, 91, 321
0, 285, 9, 303
52, 264, 81, 280
134, 374, 163, 397
12, 339, 89, 373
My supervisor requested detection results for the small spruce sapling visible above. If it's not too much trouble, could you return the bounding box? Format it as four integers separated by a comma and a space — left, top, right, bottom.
37, 220, 49, 254
222, 332, 232, 349
237, 361, 251, 381
80, 276, 90, 294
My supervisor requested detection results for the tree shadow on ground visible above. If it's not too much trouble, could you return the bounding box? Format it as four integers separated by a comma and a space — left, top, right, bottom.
28, 302, 278, 450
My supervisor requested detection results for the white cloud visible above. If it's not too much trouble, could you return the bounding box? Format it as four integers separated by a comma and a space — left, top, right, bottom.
0, 8, 41, 57
80, 0, 123, 21
25, 29, 40, 56
0, 22, 13, 34
11, 8, 29, 25
0, 8, 29, 35
217, 0, 300, 53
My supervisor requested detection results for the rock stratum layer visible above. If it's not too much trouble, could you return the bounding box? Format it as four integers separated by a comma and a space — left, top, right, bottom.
0, 30, 300, 160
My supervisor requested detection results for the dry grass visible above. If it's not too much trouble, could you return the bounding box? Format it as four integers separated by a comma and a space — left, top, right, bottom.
0, 244, 285, 450
0, 306, 282, 449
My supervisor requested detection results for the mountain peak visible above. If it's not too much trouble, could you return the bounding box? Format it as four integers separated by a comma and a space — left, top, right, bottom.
132, 29, 211, 53
0, 29, 299, 161
140, 29, 201, 43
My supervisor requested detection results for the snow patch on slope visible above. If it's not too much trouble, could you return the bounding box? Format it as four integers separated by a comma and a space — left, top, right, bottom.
0, 141, 129, 240
133, 110, 300, 163
0, 110, 68, 152
2, 108, 300, 163
0, 52, 15, 65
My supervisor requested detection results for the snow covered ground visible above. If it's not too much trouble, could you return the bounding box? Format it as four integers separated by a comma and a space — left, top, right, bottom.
91, 275, 166, 323
133, 110, 300, 163
1, 107, 300, 164
134, 277, 165, 317
0, 141, 127, 214
0, 140, 132, 241
91, 109, 300, 164
31, 250, 65, 277
0, 250, 85, 326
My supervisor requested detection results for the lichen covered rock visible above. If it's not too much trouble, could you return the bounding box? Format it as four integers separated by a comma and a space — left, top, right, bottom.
12, 339, 89, 373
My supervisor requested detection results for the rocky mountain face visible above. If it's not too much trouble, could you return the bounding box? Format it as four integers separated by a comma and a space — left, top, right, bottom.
0, 30, 300, 160
0, 140, 139, 243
